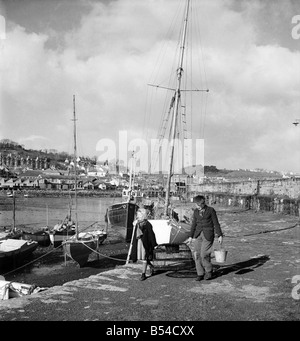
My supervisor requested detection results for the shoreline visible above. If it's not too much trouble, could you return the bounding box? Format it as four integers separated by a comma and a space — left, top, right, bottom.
3, 237, 130, 289
1, 188, 123, 198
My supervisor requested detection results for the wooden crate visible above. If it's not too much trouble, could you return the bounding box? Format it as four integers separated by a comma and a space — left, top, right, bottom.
151, 243, 194, 274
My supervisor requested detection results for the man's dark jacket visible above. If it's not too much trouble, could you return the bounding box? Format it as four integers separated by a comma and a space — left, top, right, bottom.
190, 205, 223, 242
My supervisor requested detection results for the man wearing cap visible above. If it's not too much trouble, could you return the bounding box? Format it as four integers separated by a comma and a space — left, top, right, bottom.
187, 195, 223, 281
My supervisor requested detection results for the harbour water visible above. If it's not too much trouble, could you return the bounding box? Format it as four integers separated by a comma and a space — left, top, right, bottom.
0, 194, 121, 232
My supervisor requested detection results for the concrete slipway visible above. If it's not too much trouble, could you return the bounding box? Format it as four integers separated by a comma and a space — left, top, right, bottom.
0, 208, 300, 323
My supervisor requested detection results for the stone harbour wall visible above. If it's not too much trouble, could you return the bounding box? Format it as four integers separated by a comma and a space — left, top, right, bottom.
191, 178, 300, 199
189, 178, 300, 217
200, 193, 300, 217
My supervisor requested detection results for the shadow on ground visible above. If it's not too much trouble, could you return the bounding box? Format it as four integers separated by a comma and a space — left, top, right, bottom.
166, 255, 270, 279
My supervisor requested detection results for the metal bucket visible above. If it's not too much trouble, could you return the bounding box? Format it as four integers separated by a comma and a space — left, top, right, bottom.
214, 249, 228, 263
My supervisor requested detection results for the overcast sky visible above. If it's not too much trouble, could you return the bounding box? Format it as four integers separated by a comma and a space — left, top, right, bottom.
0, 0, 299, 173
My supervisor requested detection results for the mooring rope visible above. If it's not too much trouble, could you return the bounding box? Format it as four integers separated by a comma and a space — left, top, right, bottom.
2, 243, 65, 277
1, 220, 120, 277
223, 222, 299, 239
2, 238, 126, 278
4, 217, 297, 278
63, 239, 127, 263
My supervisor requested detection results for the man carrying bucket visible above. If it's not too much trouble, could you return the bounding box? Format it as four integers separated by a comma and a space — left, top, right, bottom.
187, 195, 223, 281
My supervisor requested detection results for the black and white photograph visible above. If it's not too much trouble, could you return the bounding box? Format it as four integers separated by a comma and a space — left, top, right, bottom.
0, 0, 299, 325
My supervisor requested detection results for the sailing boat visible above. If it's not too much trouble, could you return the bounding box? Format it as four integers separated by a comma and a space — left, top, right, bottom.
49, 197, 76, 248
147, 0, 209, 245
21, 205, 51, 247
0, 192, 23, 241
105, 152, 140, 243
0, 238, 38, 270
108, 0, 208, 246
62, 95, 107, 267
0, 193, 38, 269
121, 152, 144, 203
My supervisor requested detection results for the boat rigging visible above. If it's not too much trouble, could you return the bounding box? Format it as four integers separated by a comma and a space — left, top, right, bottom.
106, 0, 209, 249
148, 0, 209, 217
62, 95, 107, 267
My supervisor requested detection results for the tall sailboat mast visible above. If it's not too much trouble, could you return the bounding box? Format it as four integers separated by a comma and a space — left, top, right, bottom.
72, 94, 79, 240
164, 0, 190, 216
127, 151, 134, 203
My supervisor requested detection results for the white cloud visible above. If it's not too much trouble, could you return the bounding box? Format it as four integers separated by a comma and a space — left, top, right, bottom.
0, 0, 299, 173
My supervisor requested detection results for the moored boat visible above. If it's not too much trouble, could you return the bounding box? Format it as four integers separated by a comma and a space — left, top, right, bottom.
49, 221, 76, 248
1, 191, 24, 241
21, 205, 51, 246
0, 239, 38, 270
21, 228, 51, 247
62, 95, 108, 267
106, 201, 139, 242
149, 219, 191, 245
0, 228, 23, 241
106, 152, 140, 242
63, 230, 107, 267
106, 0, 209, 248
122, 188, 144, 204
141, 0, 212, 247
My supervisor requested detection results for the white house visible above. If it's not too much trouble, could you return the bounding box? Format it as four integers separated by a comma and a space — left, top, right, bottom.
87, 165, 107, 177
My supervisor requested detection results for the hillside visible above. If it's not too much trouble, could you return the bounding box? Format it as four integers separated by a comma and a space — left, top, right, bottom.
0, 139, 289, 180
0, 139, 96, 170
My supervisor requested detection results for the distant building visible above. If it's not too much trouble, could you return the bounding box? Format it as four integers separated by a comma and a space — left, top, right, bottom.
0, 152, 49, 170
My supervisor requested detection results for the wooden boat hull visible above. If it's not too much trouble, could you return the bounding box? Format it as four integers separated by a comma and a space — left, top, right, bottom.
63, 231, 107, 267
0, 239, 38, 269
106, 202, 139, 242
49, 230, 76, 248
106, 200, 191, 246
149, 219, 191, 245
22, 230, 51, 247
